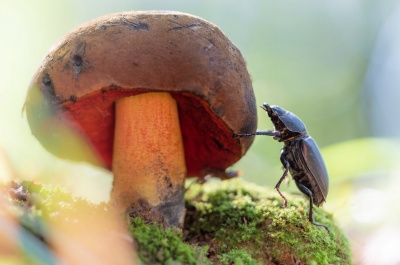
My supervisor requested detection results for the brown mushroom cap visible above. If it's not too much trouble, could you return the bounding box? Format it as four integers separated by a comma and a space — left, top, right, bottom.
25, 11, 256, 178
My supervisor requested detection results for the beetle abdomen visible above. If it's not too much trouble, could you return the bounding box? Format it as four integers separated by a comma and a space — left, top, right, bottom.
291, 169, 325, 206
300, 137, 329, 200
289, 136, 328, 206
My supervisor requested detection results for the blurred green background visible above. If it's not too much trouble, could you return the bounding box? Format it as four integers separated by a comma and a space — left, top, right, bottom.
2, 0, 400, 263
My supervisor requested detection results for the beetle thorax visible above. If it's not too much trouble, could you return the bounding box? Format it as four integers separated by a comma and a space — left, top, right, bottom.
270, 117, 306, 142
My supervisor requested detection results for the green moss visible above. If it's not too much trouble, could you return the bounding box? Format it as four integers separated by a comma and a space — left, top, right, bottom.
184, 179, 352, 264
2, 179, 351, 264
5, 181, 104, 240
218, 249, 263, 265
129, 218, 210, 265
1, 181, 94, 265
3, 181, 209, 265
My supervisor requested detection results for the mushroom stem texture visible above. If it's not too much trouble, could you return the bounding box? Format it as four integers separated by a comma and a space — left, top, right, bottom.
112, 92, 186, 226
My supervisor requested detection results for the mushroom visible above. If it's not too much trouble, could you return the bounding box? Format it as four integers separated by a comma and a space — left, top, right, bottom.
25, 11, 256, 226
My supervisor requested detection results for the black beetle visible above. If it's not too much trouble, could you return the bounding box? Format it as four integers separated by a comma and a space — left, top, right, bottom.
234, 103, 330, 232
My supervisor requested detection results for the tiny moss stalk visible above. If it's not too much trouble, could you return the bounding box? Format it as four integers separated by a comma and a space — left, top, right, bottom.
112, 92, 186, 226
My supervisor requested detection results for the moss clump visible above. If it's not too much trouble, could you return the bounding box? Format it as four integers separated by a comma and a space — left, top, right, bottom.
129, 217, 210, 265
2, 181, 209, 265
2, 179, 352, 264
184, 179, 352, 264
217, 248, 263, 265
1, 181, 109, 265
4, 181, 106, 238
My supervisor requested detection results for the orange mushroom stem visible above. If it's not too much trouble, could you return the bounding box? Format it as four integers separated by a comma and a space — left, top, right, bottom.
112, 92, 186, 226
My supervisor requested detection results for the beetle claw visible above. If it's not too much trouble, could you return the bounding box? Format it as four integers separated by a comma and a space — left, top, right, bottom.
281, 198, 288, 208
312, 221, 330, 233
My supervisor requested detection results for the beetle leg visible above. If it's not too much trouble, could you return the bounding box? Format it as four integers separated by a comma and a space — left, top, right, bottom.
233, 130, 280, 138
254, 130, 281, 137
297, 183, 330, 233
275, 158, 289, 208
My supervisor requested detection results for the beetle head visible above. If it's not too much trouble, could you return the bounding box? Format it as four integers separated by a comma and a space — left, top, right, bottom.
261, 103, 287, 117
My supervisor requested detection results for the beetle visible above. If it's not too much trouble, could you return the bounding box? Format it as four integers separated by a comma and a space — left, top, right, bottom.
234, 103, 330, 232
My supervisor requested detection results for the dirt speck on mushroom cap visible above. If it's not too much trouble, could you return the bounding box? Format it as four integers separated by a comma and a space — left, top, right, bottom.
25, 11, 257, 177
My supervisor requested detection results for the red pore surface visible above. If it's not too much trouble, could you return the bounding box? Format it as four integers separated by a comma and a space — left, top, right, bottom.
60, 87, 241, 176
